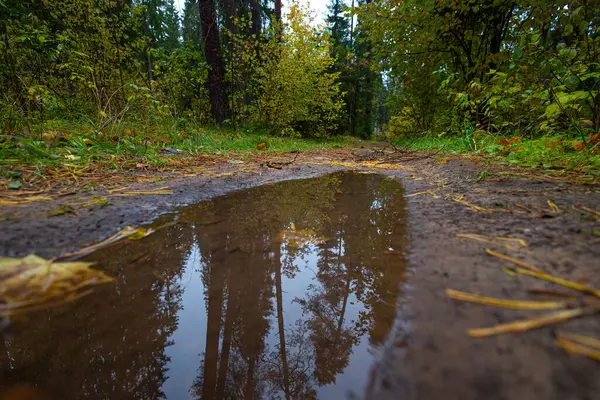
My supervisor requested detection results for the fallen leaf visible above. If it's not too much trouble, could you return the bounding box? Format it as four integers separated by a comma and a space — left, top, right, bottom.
545, 138, 563, 149
0, 254, 113, 317
128, 227, 155, 240
49, 204, 77, 217
7, 180, 22, 190
572, 141, 586, 152
547, 199, 560, 214
256, 142, 267, 150
42, 131, 57, 141
160, 147, 184, 155
280, 226, 327, 248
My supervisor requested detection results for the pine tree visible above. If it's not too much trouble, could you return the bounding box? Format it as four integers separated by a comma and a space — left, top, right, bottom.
140, 0, 180, 50
161, 0, 181, 50
182, 0, 203, 49
198, 0, 230, 124
327, 0, 350, 59
350, 0, 376, 138
326, 0, 359, 136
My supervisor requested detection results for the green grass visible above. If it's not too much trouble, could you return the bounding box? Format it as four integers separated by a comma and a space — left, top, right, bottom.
394, 135, 480, 154
394, 133, 600, 174
0, 118, 353, 172
4, 117, 598, 180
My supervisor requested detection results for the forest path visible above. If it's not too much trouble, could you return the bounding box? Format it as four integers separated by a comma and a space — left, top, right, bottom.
1, 148, 599, 399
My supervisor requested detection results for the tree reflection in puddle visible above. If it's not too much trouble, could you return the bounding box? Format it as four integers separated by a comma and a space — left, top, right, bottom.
0, 171, 407, 399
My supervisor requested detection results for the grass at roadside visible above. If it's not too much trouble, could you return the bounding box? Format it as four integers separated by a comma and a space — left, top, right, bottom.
3, 117, 600, 192
0, 119, 358, 192
394, 133, 600, 175
0, 119, 353, 172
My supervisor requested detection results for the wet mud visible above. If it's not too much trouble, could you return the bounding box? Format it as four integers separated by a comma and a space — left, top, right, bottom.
1, 152, 599, 400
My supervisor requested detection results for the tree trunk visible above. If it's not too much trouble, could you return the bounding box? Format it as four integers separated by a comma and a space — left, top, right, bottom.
250, 0, 261, 43
216, 281, 238, 398
244, 357, 255, 400
198, 0, 230, 125
350, 0, 355, 46
361, 0, 374, 138
223, 0, 239, 129
274, 245, 290, 400
202, 265, 225, 400
274, 0, 282, 34
594, 89, 600, 132
145, 45, 154, 83
224, 0, 238, 35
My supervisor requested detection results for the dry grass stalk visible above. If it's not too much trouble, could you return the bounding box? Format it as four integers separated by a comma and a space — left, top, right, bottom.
468, 308, 589, 337
556, 332, 600, 361
447, 289, 566, 310
513, 268, 600, 297
457, 234, 527, 250
485, 249, 542, 273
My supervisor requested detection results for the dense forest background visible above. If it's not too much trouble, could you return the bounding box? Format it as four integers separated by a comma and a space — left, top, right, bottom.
1, 0, 600, 157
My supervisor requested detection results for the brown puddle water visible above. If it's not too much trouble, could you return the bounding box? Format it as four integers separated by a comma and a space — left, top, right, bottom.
0, 171, 407, 399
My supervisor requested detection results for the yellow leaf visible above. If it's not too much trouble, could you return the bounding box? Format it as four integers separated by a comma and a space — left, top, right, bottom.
0, 255, 112, 316
572, 141, 586, 152
547, 199, 560, 214
128, 227, 155, 240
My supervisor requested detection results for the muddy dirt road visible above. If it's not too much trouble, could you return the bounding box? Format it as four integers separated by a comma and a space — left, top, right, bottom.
1, 149, 599, 399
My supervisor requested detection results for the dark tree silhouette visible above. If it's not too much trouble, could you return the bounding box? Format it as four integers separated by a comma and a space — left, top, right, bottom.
198, 0, 230, 124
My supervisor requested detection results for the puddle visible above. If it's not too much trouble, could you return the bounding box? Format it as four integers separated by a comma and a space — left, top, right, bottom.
0, 171, 408, 399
